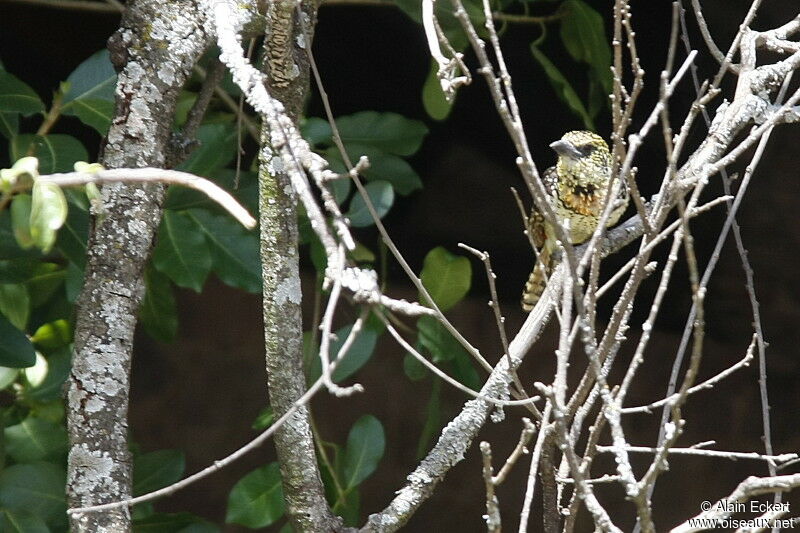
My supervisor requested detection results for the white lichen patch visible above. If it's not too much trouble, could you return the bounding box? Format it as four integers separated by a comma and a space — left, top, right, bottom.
275, 274, 301, 305
157, 63, 177, 85
68, 444, 117, 494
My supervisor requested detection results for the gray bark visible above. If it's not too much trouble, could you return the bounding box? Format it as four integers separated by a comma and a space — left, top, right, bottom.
67, 2, 210, 531
259, 2, 344, 531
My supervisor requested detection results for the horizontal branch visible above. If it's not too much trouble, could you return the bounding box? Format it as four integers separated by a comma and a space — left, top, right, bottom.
41, 168, 256, 228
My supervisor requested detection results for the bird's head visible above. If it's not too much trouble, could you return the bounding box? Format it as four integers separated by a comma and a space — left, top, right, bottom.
549, 130, 611, 187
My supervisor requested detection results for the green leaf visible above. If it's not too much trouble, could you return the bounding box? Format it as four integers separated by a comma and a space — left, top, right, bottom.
62, 98, 114, 134
530, 45, 594, 130
226, 462, 285, 528
251, 406, 274, 431
0, 72, 44, 115
342, 415, 385, 489
177, 123, 237, 177
560, 0, 613, 96
423, 59, 454, 121
65, 262, 84, 303
346, 181, 394, 228
0, 283, 29, 329
0, 258, 40, 283
10, 134, 89, 174
0, 462, 66, 526
133, 450, 186, 496
133, 512, 219, 533
140, 267, 178, 343
450, 345, 480, 390
417, 314, 470, 363
0, 367, 19, 390
4, 416, 67, 462
394, 0, 484, 51
30, 181, 68, 253
0, 315, 35, 368
301, 116, 333, 147
25, 348, 71, 403
10, 194, 34, 250
416, 380, 441, 458
23, 352, 48, 388
336, 111, 428, 156
25, 263, 65, 307
187, 209, 260, 293
327, 145, 422, 196
61, 49, 116, 104
0, 112, 19, 139
306, 316, 382, 385
419, 246, 471, 311
30, 319, 72, 349
403, 351, 427, 381
153, 211, 212, 292
0, 509, 49, 533
56, 207, 89, 268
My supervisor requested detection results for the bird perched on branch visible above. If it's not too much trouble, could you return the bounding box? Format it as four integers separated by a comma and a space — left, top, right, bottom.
521, 131, 628, 312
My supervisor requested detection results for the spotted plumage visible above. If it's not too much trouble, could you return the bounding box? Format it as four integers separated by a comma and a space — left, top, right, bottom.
521, 131, 628, 312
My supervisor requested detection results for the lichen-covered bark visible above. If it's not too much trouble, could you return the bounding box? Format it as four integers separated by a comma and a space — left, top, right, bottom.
259, 2, 343, 531
67, 2, 210, 531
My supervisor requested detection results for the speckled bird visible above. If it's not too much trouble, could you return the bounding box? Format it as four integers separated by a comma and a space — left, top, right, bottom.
521, 131, 628, 312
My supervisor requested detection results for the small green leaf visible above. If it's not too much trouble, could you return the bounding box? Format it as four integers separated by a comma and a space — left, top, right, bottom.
10, 194, 34, 250
0, 112, 19, 139
331, 317, 381, 382
0, 72, 44, 115
0, 509, 49, 533
29, 181, 68, 253
450, 345, 480, 390
416, 380, 441, 458
25, 263, 65, 307
140, 267, 178, 343
0, 367, 19, 390
65, 262, 84, 303
419, 247, 472, 311
403, 352, 427, 381
133, 512, 219, 533
251, 406, 274, 431
153, 211, 212, 292
57, 207, 89, 268
133, 450, 186, 496
0, 315, 35, 368
187, 209, 261, 293
327, 145, 422, 196
62, 98, 114, 134
342, 415, 385, 489
0, 283, 29, 329
530, 45, 594, 130
336, 111, 428, 156
4, 416, 67, 462
0, 462, 67, 526
61, 49, 117, 104
301, 116, 333, 147
226, 462, 285, 528
560, 0, 613, 96
417, 315, 469, 363
177, 123, 237, 177
423, 59, 454, 121
347, 181, 394, 228
31, 319, 72, 349
22, 352, 48, 387
11, 134, 89, 174
25, 348, 71, 403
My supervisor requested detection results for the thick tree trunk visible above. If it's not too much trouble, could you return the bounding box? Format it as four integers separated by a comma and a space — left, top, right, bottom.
66, 2, 210, 531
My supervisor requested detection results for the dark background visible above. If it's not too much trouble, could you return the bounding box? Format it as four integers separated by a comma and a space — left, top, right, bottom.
1, 0, 799, 531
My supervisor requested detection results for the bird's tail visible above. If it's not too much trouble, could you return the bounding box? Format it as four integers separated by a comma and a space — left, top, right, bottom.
521, 245, 553, 312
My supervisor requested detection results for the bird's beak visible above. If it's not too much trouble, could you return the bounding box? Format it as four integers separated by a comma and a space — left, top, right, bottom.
549, 139, 583, 159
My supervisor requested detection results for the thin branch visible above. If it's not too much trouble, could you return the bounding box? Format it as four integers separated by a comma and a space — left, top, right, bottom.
40, 168, 256, 228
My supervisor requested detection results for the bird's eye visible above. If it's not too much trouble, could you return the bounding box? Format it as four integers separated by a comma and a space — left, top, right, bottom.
576, 144, 595, 157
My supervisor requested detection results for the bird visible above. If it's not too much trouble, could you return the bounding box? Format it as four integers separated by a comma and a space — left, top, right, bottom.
521, 131, 628, 312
